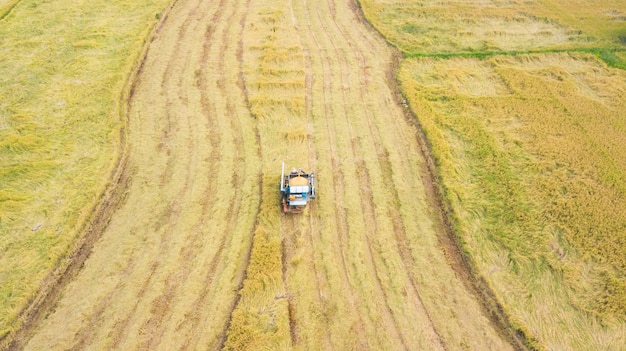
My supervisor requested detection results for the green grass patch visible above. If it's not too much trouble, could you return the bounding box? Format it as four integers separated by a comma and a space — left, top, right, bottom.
360, 0, 626, 56
0, 0, 170, 340
404, 48, 626, 70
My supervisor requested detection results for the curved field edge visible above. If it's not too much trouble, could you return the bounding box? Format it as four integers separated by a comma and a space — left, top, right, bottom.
353, 1, 533, 349
0, 0, 20, 20
224, 0, 515, 349
398, 53, 626, 350
0, 0, 173, 346
357, 0, 626, 350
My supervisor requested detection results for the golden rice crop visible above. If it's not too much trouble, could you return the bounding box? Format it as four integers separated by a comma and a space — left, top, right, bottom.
399, 52, 626, 350
0, 0, 18, 19
358, 0, 626, 348
0, 0, 170, 341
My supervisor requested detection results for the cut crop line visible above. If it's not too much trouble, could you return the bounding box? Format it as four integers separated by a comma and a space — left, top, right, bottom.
302, 38, 334, 349
331, 29, 409, 351
304, 0, 384, 347
185, 1, 261, 349
309, 9, 362, 319
139, 0, 235, 347
280, 3, 335, 348
360, 52, 449, 351
280, 216, 301, 346
326, 1, 449, 348
130, 0, 223, 344
355, 153, 411, 351
217, 1, 266, 349
314, 1, 412, 347
404, 48, 626, 69
71, 0, 238, 347
176, 7, 231, 335
297, 4, 370, 348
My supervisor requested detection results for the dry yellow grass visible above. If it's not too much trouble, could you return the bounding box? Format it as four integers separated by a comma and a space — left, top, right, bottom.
0, 0, 18, 19
223, 2, 304, 349
23, 0, 263, 348
399, 53, 626, 350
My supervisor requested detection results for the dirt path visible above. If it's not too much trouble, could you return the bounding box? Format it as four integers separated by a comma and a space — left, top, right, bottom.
22, 0, 514, 349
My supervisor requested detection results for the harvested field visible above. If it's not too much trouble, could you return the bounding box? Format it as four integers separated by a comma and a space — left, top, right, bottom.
10, 0, 514, 349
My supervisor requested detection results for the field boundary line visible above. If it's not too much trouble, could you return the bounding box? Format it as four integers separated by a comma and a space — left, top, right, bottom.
403, 48, 626, 69
393, 56, 532, 351
0, 1, 180, 349
0, 0, 20, 21
217, 2, 264, 346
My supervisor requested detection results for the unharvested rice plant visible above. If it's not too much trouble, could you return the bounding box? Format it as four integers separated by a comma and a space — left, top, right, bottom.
2, 0, 515, 350
399, 54, 626, 350
358, 0, 626, 350
0, 0, 19, 19
361, 0, 626, 56
0, 0, 170, 344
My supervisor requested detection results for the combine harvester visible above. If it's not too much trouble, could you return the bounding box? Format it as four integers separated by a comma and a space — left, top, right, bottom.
280, 162, 316, 213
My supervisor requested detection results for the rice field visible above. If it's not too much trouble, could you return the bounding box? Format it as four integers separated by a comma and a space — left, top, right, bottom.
357, 0, 626, 349
361, 0, 626, 55
4, 0, 623, 349
0, 0, 19, 19
0, 0, 170, 344
3, 0, 515, 349
399, 54, 626, 350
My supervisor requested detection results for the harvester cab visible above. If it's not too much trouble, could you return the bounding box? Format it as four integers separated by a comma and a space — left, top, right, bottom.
280, 162, 316, 213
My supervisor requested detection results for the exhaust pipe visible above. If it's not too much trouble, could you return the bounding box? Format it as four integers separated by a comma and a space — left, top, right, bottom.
280, 162, 285, 192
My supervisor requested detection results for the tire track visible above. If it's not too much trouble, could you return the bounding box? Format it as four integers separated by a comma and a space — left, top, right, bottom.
290, 0, 374, 348
280, 216, 301, 346
324, 0, 448, 347
278, 4, 334, 350
297, 4, 380, 351
323, 7, 415, 349
286, 0, 499, 349
105, 2, 229, 347
183, 0, 260, 348
298, 0, 409, 348
154, 0, 259, 348
19, 0, 518, 349
132, 0, 230, 347
321, 1, 513, 350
